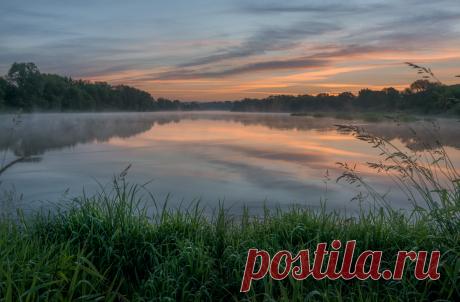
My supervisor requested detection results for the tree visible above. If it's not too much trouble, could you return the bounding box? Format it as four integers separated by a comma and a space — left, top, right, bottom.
409, 79, 440, 92
4, 62, 46, 108
338, 92, 355, 99
5, 63, 44, 91
0, 77, 7, 108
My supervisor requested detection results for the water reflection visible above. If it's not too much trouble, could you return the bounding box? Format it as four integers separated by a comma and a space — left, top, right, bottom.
0, 112, 459, 215
1, 112, 459, 156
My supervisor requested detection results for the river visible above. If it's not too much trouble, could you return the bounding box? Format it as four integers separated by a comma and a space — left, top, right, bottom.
1, 111, 459, 215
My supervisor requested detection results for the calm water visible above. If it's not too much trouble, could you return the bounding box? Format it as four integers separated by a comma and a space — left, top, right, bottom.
1, 111, 459, 215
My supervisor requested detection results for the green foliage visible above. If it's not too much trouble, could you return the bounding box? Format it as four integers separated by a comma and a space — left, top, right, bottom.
360, 113, 385, 122
0, 77, 7, 108
5, 63, 45, 96
232, 83, 460, 116
1, 62, 200, 113
410, 79, 441, 92
334, 113, 354, 120
0, 160, 456, 301
0, 229, 123, 301
313, 113, 328, 118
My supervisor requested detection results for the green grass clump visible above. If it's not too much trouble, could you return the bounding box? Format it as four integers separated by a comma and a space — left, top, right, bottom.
291, 112, 422, 123
0, 219, 123, 301
399, 115, 421, 122
1, 171, 458, 301
361, 113, 385, 122
334, 113, 354, 120
313, 112, 328, 118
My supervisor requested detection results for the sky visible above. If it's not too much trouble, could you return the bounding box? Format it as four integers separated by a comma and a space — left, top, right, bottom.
1, 0, 460, 102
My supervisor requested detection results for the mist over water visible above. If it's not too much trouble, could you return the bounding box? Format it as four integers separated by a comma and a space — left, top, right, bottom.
1, 111, 459, 215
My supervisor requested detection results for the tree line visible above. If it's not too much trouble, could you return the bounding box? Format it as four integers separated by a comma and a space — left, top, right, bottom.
0, 62, 200, 112
1, 62, 458, 114
231, 80, 460, 115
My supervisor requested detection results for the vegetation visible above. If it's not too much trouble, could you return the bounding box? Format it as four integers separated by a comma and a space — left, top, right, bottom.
199, 101, 235, 111
237, 63, 460, 117
291, 112, 421, 123
1, 163, 459, 301
0, 62, 200, 113
232, 83, 460, 116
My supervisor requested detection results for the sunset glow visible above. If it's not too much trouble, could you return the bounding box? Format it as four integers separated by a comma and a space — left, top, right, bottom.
1, 0, 459, 101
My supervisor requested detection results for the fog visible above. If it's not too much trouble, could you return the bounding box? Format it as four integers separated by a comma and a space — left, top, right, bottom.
1, 112, 459, 215
2, 112, 459, 155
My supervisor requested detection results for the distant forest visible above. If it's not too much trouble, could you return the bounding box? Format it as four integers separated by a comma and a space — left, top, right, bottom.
232, 81, 460, 115
0, 62, 201, 112
1, 62, 459, 114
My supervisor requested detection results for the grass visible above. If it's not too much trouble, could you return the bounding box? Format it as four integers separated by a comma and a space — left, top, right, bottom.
313, 113, 328, 118
360, 113, 385, 122
1, 160, 459, 301
333, 113, 354, 120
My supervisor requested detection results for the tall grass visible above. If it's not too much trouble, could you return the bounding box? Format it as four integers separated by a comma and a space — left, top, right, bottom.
1, 167, 459, 301
0, 204, 124, 301
336, 115, 460, 239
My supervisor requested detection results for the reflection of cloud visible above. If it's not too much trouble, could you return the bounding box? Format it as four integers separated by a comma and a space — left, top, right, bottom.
2, 112, 460, 158
222, 144, 328, 165
207, 159, 321, 192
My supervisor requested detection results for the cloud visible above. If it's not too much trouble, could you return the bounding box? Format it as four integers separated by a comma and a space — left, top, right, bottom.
239, 2, 377, 14
307, 44, 389, 60
179, 22, 340, 68
237, 0, 458, 16
146, 44, 395, 81
0, 6, 64, 19
147, 58, 330, 80
344, 9, 460, 45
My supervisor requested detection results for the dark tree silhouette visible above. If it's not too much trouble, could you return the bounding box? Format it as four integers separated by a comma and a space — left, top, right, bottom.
1, 62, 201, 112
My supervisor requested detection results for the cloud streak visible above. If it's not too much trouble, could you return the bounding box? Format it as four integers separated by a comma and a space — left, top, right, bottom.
179, 21, 339, 68
150, 58, 330, 80
147, 44, 393, 81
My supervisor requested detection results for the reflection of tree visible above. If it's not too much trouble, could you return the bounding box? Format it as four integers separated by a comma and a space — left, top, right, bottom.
1, 112, 459, 157
192, 113, 460, 153
0, 114, 155, 156
219, 114, 460, 151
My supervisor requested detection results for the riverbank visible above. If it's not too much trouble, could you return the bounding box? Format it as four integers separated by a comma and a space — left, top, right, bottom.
1, 179, 459, 301
290, 112, 433, 122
